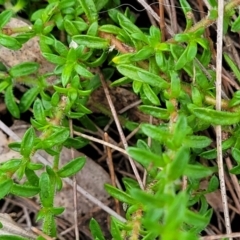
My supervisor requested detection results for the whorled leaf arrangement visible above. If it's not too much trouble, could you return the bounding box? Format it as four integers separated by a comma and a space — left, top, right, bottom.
0, 0, 240, 239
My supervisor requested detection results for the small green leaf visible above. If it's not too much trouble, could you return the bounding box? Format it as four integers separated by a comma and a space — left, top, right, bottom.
51, 207, 65, 216
130, 47, 154, 62
0, 159, 21, 172
57, 156, 86, 178
231, 15, 240, 32
99, 24, 123, 34
207, 0, 217, 7
130, 188, 167, 207
78, 0, 98, 23
175, 47, 189, 70
33, 98, 45, 122
10, 183, 39, 197
72, 35, 109, 49
9, 62, 39, 77
184, 164, 214, 179
184, 209, 210, 229
0, 10, 13, 28
5, 85, 20, 118
20, 127, 35, 157
8, 142, 21, 152
110, 77, 132, 87
39, 172, 53, 207
42, 53, 66, 65
25, 168, 40, 187
117, 65, 169, 89
89, 218, 106, 240
63, 137, 89, 149
64, 19, 78, 35
0, 179, 13, 199
189, 105, 240, 125
62, 63, 74, 86
110, 218, 122, 240
0, 81, 10, 92
232, 147, 240, 163
207, 175, 219, 192
118, 12, 142, 34
187, 41, 197, 62
0, 34, 21, 50
19, 87, 39, 113
172, 115, 188, 147
127, 147, 165, 168
141, 124, 171, 143
138, 105, 170, 120
167, 147, 190, 180
174, 33, 190, 42
183, 135, 212, 148
104, 184, 136, 205
170, 71, 181, 98
112, 53, 133, 64
209, 9, 218, 20
229, 165, 240, 174
42, 128, 69, 149
74, 64, 94, 78
142, 84, 160, 105
179, 0, 192, 14
224, 53, 240, 82
87, 21, 98, 36
191, 86, 203, 106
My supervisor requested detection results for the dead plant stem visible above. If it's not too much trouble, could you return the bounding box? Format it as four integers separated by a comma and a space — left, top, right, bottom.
216, 0, 232, 237
96, 68, 145, 190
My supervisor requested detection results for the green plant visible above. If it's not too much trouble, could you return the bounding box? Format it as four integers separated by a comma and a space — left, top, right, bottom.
1, 0, 240, 239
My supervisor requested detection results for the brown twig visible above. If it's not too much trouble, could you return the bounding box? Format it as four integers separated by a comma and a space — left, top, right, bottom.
158, 0, 166, 41
104, 133, 121, 214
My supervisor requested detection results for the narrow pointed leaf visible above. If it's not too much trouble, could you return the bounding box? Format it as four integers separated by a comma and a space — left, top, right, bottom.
19, 87, 39, 113
0, 10, 13, 28
117, 65, 169, 89
72, 35, 109, 49
0, 34, 21, 50
20, 127, 35, 157
78, 0, 98, 23
9, 62, 39, 77
89, 218, 106, 240
57, 156, 86, 178
10, 183, 39, 197
127, 147, 165, 168
104, 184, 136, 205
0, 179, 13, 199
190, 105, 240, 125
5, 85, 20, 118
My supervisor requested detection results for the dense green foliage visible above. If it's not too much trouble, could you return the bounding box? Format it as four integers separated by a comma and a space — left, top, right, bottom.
0, 0, 240, 239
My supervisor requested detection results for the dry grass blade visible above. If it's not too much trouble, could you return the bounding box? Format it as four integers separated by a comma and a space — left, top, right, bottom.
216, 0, 232, 237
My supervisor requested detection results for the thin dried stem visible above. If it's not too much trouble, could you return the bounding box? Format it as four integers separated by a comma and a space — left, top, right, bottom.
216, 0, 232, 237
104, 133, 121, 214
73, 131, 128, 155
31, 227, 54, 240
200, 231, 240, 240
96, 68, 145, 190
159, 0, 166, 41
